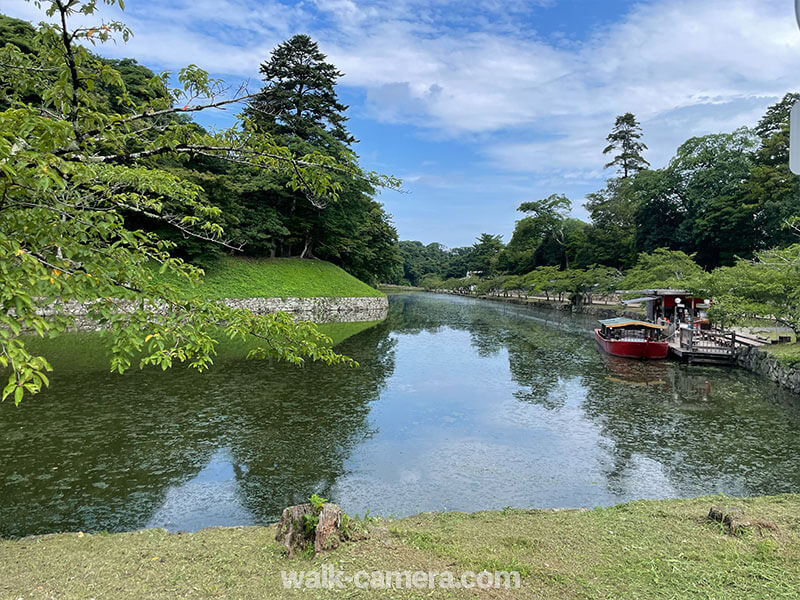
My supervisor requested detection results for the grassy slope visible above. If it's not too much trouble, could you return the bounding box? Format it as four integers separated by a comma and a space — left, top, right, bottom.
765, 342, 800, 367
160, 257, 383, 299
2, 495, 799, 599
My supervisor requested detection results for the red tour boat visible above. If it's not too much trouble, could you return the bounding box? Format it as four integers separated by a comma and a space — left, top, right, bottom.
594, 317, 669, 360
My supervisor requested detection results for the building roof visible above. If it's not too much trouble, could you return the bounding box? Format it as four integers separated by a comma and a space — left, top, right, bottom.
616, 289, 689, 296
598, 317, 666, 330
620, 296, 657, 304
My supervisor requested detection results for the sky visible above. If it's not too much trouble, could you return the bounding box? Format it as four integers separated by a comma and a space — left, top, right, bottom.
5, 0, 800, 247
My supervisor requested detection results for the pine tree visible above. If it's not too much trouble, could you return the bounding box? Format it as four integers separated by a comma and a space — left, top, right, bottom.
247, 34, 355, 146
603, 112, 649, 178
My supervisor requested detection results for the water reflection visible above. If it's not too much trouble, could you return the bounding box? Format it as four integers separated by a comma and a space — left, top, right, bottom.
332, 294, 800, 517
0, 326, 394, 537
1, 293, 799, 537
147, 449, 251, 531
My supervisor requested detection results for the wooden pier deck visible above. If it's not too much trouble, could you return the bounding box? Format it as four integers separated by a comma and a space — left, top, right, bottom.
668, 328, 767, 365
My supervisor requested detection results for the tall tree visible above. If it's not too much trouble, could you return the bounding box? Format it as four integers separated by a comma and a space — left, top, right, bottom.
633, 168, 685, 254
470, 234, 504, 276
603, 112, 650, 178
238, 33, 401, 284
526, 219, 589, 270
247, 34, 355, 147
668, 128, 758, 268
498, 216, 543, 274
583, 177, 641, 268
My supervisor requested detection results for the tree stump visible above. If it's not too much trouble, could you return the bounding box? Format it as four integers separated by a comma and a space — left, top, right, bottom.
314, 503, 343, 553
275, 502, 348, 557
275, 503, 315, 558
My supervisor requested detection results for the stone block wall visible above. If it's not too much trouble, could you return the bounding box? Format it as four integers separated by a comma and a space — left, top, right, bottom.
737, 346, 800, 395
40, 296, 389, 330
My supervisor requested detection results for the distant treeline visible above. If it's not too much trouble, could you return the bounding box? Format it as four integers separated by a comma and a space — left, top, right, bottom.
392, 98, 799, 286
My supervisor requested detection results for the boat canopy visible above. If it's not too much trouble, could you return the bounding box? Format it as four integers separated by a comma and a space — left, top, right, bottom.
598, 317, 665, 330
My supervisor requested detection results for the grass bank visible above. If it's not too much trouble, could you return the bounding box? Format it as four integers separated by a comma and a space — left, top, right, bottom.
3, 495, 799, 599
765, 342, 800, 367
158, 257, 383, 299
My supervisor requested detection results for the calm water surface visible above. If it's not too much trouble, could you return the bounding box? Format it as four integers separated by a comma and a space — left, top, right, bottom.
2, 293, 800, 537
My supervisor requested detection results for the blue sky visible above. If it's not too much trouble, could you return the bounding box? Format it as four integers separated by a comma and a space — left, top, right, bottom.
6, 0, 799, 247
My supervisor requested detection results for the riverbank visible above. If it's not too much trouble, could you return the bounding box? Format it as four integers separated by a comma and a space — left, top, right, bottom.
738, 345, 800, 395
377, 283, 424, 293
476, 293, 646, 320
418, 289, 648, 320
3, 495, 798, 599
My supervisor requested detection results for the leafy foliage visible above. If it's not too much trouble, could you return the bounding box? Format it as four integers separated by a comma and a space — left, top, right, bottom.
0, 0, 396, 403
220, 33, 402, 283
666, 128, 759, 268
584, 177, 641, 268
247, 34, 354, 147
705, 246, 800, 335
622, 249, 704, 291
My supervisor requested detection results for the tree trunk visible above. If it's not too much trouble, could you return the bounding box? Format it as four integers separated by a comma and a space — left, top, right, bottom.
314, 503, 343, 553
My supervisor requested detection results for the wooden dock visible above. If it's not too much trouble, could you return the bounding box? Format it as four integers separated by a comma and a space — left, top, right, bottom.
668, 328, 767, 365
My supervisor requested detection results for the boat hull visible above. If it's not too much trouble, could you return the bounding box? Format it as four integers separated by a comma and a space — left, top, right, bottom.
594, 329, 669, 360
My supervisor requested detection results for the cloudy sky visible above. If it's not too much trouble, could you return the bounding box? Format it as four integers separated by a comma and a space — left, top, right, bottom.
6, 0, 800, 247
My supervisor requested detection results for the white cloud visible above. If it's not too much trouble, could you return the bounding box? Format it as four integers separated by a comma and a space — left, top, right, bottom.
319, 0, 799, 172
4, 0, 797, 178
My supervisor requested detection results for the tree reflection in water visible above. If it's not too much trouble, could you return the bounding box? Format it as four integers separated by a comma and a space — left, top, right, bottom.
0, 326, 395, 537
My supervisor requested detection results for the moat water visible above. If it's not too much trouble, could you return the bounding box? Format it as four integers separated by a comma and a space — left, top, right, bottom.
2, 293, 799, 537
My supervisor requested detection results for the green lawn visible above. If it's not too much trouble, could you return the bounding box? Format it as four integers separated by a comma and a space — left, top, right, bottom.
765, 342, 800, 367
157, 257, 384, 299
3, 495, 799, 599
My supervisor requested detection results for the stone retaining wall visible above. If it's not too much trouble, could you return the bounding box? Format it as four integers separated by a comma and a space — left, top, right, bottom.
47, 296, 388, 330
223, 296, 388, 323
737, 346, 800, 395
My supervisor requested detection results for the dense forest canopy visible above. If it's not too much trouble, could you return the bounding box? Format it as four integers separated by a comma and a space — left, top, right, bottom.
4, 9, 795, 292
0, 12, 402, 284
389, 98, 800, 341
